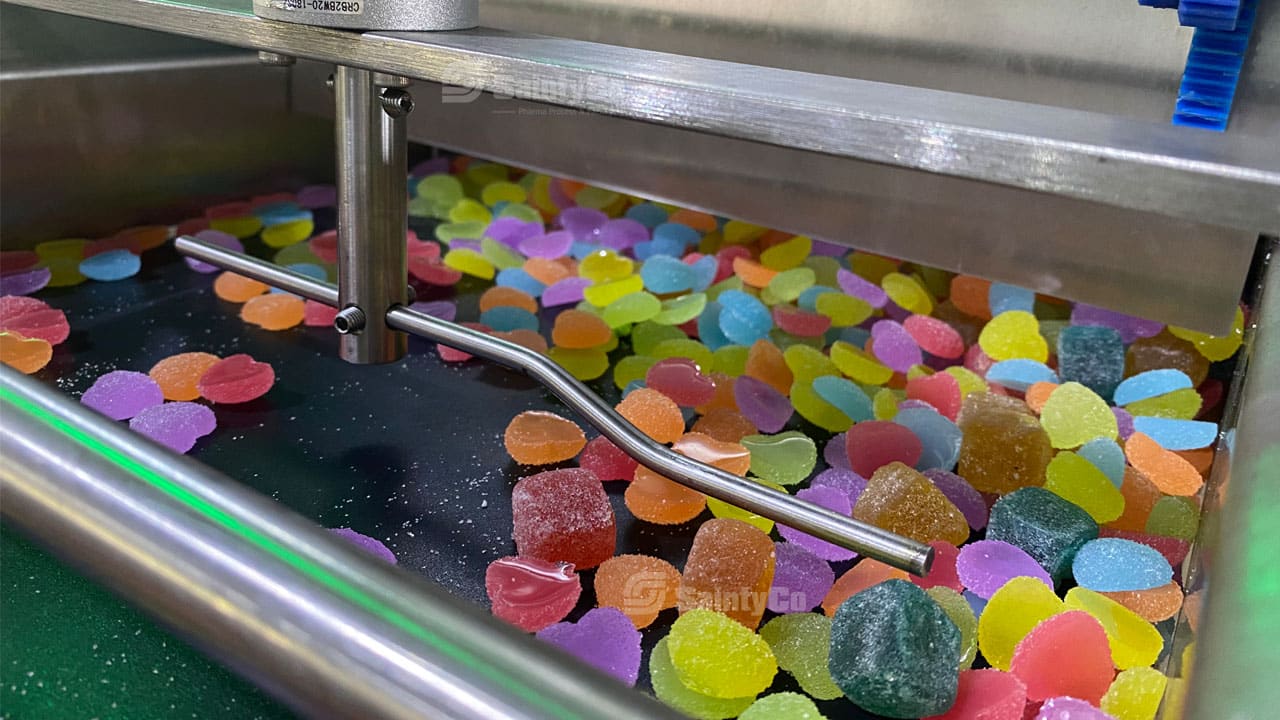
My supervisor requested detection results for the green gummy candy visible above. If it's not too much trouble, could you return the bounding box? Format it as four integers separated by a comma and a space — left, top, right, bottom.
1146, 496, 1200, 541
760, 613, 843, 700
741, 431, 817, 486
925, 586, 978, 669
739, 693, 827, 720
649, 637, 755, 720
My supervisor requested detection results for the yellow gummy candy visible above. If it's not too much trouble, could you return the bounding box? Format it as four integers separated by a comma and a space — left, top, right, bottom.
579, 250, 634, 282
977, 576, 1064, 671
260, 219, 313, 248
436, 221, 486, 242
1125, 388, 1202, 420
790, 380, 853, 433
442, 248, 495, 279
464, 162, 509, 188
481, 181, 526, 207
759, 235, 811, 271
209, 215, 263, 239
43, 257, 88, 287
803, 256, 841, 287
653, 293, 707, 326
548, 346, 610, 380
667, 609, 778, 699
722, 220, 767, 245
906, 364, 933, 380
707, 478, 788, 532
881, 272, 934, 315
1064, 587, 1163, 670
449, 197, 492, 225
944, 367, 989, 397
873, 388, 900, 420
1169, 306, 1244, 362
498, 203, 542, 224
978, 311, 1048, 362
830, 341, 894, 386
575, 186, 621, 210
1044, 451, 1125, 523
783, 344, 838, 383
848, 253, 897, 283
583, 275, 644, 307
815, 293, 872, 327
1040, 381, 1119, 448
712, 345, 750, 376
614, 355, 658, 389
1100, 666, 1168, 720
480, 237, 525, 270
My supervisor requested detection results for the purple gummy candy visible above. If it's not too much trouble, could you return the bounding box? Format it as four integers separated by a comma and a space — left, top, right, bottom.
924, 469, 988, 530
1035, 697, 1117, 720
128, 401, 216, 453
884, 301, 912, 323
956, 540, 1053, 599
836, 269, 888, 308
330, 527, 398, 564
733, 375, 794, 433
778, 485, 857, 562
898, 399, 937, 412
81, 370, 164, 421
296, 184, 337, 209
518, 230, 574, 259
558, 207, 609, 241
1113, 407, 1136, 440
809, 238, 849, 257
1071, 303, 1164, 344
810, 468, 868, 505
597, 219, 649, 251
485, 217, 543, 249
185, 230, 244, 274
449, 239, 482, 253
769, 541, 835, 613
547, 179, 574, 210
409, 300, 457, 322
824, 433, 851, 470
870, 319, 923, 373
410, 157, 450, 178
541, 277, 592, 307
536, 607, 642, 686
0, 267, 51, 296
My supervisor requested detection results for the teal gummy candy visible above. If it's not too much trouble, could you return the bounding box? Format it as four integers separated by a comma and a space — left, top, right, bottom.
989, 283, 1035, 314
986, 487, 1098, 583
625, 202, 668, 228
641, 255, 697, 294
828, 579, 961, 718
894, 407, 962, 471
812, 376, 874, 422
986, 359, 1059, 392
79, 249, 141, 281
479, 306, 539, 333
1057, 325, 1125, 400
1078, 437, 1126, 487
271, 263, 328, 294
1072, 537, 1172, 592
1113, 369, 1193, 407
1131, 416, 1218, 451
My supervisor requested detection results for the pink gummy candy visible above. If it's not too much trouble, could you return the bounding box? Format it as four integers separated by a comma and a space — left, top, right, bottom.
197, 354, 275, 404
646, 358, 717, 407
845, 421, 923, 477
955, 540, 1052, 599
926, 669, 1027, 720
773, 305, 832, 337
0, 296, 69, 345
906, 372, 962, 421
904, 314, 966, 359
81, 370, 164, 420
128, 401, 216, 453
511, 468, 615, 569
304, 300, 340, 327
911, 541, 964, 593
486, 556, 581, 632
1035, 697, 1117, 720
1010, 611, 1113, 703
329, 527, 398, 564
577, 435, 639, 482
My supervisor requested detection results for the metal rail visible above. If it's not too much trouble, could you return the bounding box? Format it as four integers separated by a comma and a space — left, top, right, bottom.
0, 366, 684, 720
175, 234, 935, 575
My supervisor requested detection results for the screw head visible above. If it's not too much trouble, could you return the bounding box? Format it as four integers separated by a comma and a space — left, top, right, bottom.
333, 306, 367, 334
380, 89, 414, 118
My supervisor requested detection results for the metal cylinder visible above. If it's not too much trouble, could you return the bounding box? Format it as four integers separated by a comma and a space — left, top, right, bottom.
0, 367, 681, 720
335, 65, 408, 365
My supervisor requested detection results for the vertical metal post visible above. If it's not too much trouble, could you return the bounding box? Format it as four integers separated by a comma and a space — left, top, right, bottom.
335, 65, 409, 364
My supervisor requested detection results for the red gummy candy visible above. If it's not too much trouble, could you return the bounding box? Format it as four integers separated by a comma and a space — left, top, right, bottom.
0, 296, 70, 345
926, 669, 1027, 720
772, 305, 832, 337
906, 372, 962, 421
910, 541, 964, 593
303, 300, 339, 327
846, 421, 923, 477
578, 435, 639, 482
1009, 611, 1113, 703
645, 358, 717, 407
309, 230, 339, 263
485, 556, 581, 632
511, 468, 615, 569
437, 322, 489, 362
197, 353, 275, 404
409, 254, 462, 286
0, 251, 40, 274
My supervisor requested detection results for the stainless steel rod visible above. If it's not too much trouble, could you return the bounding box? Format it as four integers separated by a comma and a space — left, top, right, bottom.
176, 235, 934, 574
0, 366, 682, 720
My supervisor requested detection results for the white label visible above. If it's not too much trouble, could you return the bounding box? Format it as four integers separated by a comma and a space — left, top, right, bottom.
281, 0, 363, 14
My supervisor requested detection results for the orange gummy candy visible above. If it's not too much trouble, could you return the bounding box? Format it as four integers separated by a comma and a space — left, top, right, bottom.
668, 209, 718, 232
679, 518, 776, 629
1126, 432, 1204, 496
950, 275, 992, 320
732, 257, 778, 288
479, 286, 539, 314
1174, 447, 1215, 477
594, 554, 682, 628
503, 410, 587, 465
492, 329, 549, 355
693, 373, 738, 415
626, 465, 707, 524
1024, 382, 1058, 414
744, 339, 793, 396
149, 352, 221, 401
240, 293, 305, 330
675, 432, 752, 476
0, 332, 52, 374
213, 271, 269, 302
691, 408, 758, 443
1107, 466, 1162, 532
616, 388, 685, 444
821, 559, 910, 617
1100, 581, 1184, 623
551, 310, 613, 349
853, 462, 970, 546
523, 257, 572, 285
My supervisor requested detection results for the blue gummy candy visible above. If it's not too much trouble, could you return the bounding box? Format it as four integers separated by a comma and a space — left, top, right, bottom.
479, 306, 540, 333
812, 376, 874, 423
570, 242, 602, 260
495, 267, 547, 297
1113, 369, 1194, 406
697, 302, 732, 350
633, 235, 686, 261
622, 379, 647, 397
651, 222, 700, 249
640, 255, 697, 294
689, 255, 718, 292
1078, 438, 1127, 487
989, 283, 1035, 314
894, 407, 962, 471
963, 590, 988, 619
1132, 416, 1218, 450
255, 204, 312, 226
797, 286, 839, 312
624, 203, 668, 229
79, 249, 141, 281
836, 327, 872, 348
717, 290, 773, 345
1072, 537, 1172, 592
986, 359, 1059, 392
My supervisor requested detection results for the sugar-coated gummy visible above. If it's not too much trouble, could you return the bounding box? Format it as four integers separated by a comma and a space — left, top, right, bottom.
536, 607, 642, 686
986, 487, 1099, 582
81, 370, 165, 420
510, 468, 615, 569
1072, 538, 1172, 592
667, 609, 777, 699
329, 528, 398, 564
649, 637, 755, 719
739, 693, 827, 720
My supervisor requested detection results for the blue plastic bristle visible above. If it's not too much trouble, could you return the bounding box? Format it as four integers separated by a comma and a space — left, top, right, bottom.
1139, 0, 1179, 7
1179, 0, 1243, 30
1172, 0, 1257, 131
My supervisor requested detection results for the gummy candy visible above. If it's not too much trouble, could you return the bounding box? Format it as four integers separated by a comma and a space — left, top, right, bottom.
1040, 382, 1118, 448
911, 541, 963, 593
0, 332, 52, 374
1126, 333, 1208, 386
503, 410, 587, 465
679, 518, 775, 629
757, 613, 842, 700
882, 272, 933, 315
0, 298, 69, 346
329, 528, 397, 564
985, 360, 1059, 393
81, 370, 165, 420
1010, 610, 1113, 703
541, 277, 592, 306
626, 465, 707, 525
1130, 417, 1216, 450
741, 431, 816, 485
616, 388, 685, 444
537, 607, 642, 686
550, 309, 611, 349
577, 435, 638, 482
512, 468, 614, 569
987, 487, 1098, 582
485, 556, 581, 632
0, 267, 51, 296
646, 358, 716, 407
870, 319, 923, 373
854, 462, 969, 546
691, 408, 757, 443
668, 609, 777, 698
829, 579, 961, 718
1070, 304, 1162, 345
903, 314, 965, 359
926, 669, 1026, 720
925, 586, 978, 668
1099, 582, 1183, 623
594, 554, 680, 628
812, 376, 874, 422
957, 394, 1052, 494
924, 469, 988, 530
79, 249, 141, 282
128, 401, 216, 453
1124, 432, 1203, 496
213, 271, 268, 302
1079, 437, 1127, 487
768, 542, 834, 613
704, 477, 787, 532
1100, 666, 1166, 720
479, 286, 539, 314
197, 354, 274, 404
816, 293, 873, 328
956, 540, 1052, 599
829, 340, 894, 385
822, 560, 910, 616
1063, 587, 1163, 670
777, 485, 857, 561
977, 576, 1063, 671
1168, 306, 1243, 362
1057, 325, 1124, 400
1044, 452, 1125, 524
739, 693, 826, 720
1145, 496, 1199, 540
845, 421, 923, 477
240, 293, 305, 330
1072, 538, 1172, 592
979, 311, 1047, 362
1035, 696, 1117, 720
733, 375, 794, 433
549, 347, 610, 380
649, 637, 755, 720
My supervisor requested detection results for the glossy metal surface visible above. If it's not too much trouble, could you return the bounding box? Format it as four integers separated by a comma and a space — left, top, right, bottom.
253, 0, 477, 31
175, 235, 935, 575
0, 366, 683, 720
335, 65, 408, 364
